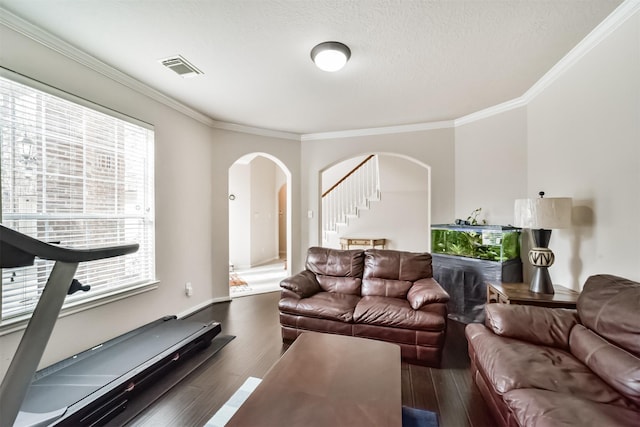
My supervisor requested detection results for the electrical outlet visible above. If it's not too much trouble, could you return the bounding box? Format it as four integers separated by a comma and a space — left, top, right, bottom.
185, 282, 193, 297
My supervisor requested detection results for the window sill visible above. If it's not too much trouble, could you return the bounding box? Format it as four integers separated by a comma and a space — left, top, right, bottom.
0, 281, 159, 336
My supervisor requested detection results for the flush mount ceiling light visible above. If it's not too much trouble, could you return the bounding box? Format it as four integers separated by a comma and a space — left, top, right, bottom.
310, 41, 351, 72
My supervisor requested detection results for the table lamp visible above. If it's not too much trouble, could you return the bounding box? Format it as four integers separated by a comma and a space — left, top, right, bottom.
514, 192, 572, 294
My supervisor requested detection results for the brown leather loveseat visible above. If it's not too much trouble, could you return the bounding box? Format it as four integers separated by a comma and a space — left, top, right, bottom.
279, 247, 450, 367
466, 274, 640, 426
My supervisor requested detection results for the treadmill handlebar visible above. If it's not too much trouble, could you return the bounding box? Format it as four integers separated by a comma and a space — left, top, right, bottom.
0, 224, 139, 268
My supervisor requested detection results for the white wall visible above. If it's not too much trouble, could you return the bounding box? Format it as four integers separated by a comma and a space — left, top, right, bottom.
249, 156, 279, 266
455, 107, 528, 226
229, 156, 285, 268
229, 163, 251, 268
526, 11, 640, 289
210, 133, 302, 281
301, 128, 456, 254
323, 155, 430, 252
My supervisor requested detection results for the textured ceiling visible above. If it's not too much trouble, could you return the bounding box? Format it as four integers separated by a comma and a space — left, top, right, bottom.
0, 0, 624, 135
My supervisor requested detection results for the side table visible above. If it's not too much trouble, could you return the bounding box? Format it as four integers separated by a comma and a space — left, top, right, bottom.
339, 237, 386, 250
487, 282, 580, 309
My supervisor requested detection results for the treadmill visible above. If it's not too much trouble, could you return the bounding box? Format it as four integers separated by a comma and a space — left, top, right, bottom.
0, 225, 221, 426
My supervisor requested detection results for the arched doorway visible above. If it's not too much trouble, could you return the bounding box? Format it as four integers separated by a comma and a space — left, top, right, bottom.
320, 153, 431, 252
228, 153, 290, 296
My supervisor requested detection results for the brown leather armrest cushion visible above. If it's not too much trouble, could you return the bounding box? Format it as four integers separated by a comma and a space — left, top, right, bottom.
485, 304, 579, 350
407, 277, 450, 310
280, 270, 321, 298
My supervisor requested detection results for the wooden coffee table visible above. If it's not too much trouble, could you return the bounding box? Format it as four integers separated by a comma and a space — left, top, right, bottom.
226, 332, 402, 426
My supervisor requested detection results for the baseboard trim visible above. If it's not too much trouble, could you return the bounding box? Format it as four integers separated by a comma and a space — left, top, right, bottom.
178, 297, 232, 319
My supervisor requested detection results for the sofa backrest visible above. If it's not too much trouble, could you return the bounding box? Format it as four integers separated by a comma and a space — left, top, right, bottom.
577, 274, 640, 356
362, 249, 432, 298
570, 274, 640, 406
305, 247, 364, 294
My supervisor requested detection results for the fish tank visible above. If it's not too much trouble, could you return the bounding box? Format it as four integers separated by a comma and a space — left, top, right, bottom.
431, 224, 521, 262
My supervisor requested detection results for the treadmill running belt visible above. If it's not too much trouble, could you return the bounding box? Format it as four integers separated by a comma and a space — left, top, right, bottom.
20, 318, 210, 414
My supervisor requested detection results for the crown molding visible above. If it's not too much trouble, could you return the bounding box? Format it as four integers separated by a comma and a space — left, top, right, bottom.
302, 0, 639, 137
454, 97, 528, 127
455, 0, 639, 127
523, 0, 640, 102
301, 120, 455, 141
0, 8, 302, 140
211, 120, 300, 141
2, 0, 638, 141
0, 9, 218, 127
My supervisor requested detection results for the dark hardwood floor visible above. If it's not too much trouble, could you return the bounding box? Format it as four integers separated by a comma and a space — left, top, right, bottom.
124, 291, 494, 427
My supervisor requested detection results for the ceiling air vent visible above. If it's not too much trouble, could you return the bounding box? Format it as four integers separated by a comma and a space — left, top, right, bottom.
159, 55, 203, 78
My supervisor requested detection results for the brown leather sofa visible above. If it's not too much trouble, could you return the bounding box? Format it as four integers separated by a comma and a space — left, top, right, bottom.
279, 247, 450, 367
466, 274, 640, 426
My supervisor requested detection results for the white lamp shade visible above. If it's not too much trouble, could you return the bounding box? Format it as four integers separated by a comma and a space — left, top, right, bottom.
514, 197, 572, 229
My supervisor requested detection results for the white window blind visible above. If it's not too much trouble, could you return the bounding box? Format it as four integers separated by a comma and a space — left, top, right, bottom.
0, 72, 155, 320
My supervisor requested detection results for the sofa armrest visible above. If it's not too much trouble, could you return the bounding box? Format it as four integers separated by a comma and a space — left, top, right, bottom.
485, 304, 579, 350
280, 270, 321, 298
407, 277, 450, 310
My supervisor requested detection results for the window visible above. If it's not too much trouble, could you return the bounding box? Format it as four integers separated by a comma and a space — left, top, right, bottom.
0, 71, 155, 321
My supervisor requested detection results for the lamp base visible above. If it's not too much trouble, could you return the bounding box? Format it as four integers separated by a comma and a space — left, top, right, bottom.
530, 266, 554, 294
528, 230, 555, 295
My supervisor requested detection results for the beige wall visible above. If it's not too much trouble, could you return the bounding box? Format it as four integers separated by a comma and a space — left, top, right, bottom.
301, 128, 456, 252
228, 162, 251, 268
323, 155, 430, 252
210, 130, 301, 273
455, 107, 528, 226
526, 11, 640, 289
249, 156, 279, 266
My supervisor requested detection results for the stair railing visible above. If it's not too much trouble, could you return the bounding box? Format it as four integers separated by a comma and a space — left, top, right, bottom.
322, 155, 380, 239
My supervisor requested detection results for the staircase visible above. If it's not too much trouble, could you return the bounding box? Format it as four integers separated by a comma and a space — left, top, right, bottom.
322, 154, 380, 240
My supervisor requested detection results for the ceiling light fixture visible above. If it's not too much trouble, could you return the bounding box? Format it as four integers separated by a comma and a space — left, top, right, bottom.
310, 41, 351, 72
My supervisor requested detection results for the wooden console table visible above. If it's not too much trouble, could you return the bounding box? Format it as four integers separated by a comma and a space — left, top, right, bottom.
487, 282, 580, 309
340, 237, 386, 250
227, 332, 401, 426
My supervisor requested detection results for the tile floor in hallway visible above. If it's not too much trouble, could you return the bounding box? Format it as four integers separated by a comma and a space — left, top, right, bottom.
229, 258, 288, 297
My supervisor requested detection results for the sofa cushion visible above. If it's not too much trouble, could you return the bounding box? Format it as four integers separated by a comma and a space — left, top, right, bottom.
306, 247, 364, 278
570, 324, 640, 407
578, 274, 640, 357
465, 323, 632, 408
317, 275, 362, 295
353, 296, 446, 331
363, 249, 432, 282
504, 389, 640, 427
278, 291, 360, 323
361, 277, 412, 298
